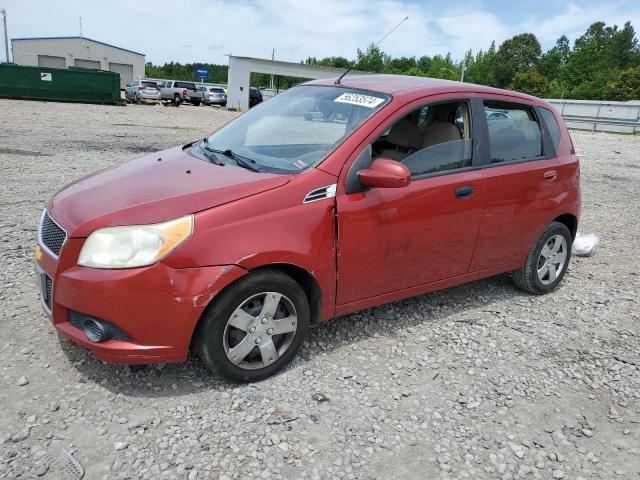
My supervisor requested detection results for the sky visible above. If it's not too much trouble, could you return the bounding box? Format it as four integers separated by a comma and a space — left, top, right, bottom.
3, 0, 640, 65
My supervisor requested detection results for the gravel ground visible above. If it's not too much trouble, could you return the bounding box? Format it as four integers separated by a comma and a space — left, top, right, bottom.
0, 98, 639, 480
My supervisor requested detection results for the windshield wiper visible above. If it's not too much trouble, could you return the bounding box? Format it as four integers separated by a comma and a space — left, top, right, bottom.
202, 140, 261, 172
200, 138, 226, 166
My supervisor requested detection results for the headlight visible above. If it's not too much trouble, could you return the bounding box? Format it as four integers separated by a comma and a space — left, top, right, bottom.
78, 215, 193, 269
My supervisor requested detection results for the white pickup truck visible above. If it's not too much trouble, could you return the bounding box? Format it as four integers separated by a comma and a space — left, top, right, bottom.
159, 80, 203, 105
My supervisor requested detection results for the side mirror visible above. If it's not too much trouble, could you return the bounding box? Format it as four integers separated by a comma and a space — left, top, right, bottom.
359, 158, 411, 189
126, 83, 130, 87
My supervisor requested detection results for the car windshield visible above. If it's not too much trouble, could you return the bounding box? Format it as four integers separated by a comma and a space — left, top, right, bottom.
201, 85, 389, 172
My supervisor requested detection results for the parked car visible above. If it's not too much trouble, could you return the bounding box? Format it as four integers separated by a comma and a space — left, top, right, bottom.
249, 87, 263, 107
486, 109, 510, 120
160, 80, 202, 105
125, 80, 161, 102
35, 75, 579, 382
197, 85, 227, 106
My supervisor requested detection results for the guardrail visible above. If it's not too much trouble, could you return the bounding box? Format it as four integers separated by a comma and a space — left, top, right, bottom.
547, 99, 640, 135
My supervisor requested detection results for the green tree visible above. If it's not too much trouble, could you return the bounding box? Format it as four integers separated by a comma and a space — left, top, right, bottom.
464, 41, 496, 85
538, 36, 570, 79
355, 44, 389, 72
385, 56, 418, 74
416, 55, 432, 74
306, 56, 351, 68
604, 66, 640, 100
510, 69, 550, 97
491, 33, 542, 87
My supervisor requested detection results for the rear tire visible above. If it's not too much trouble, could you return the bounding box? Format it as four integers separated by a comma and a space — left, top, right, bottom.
195, 270, 309, 382
513, 221, 572, 294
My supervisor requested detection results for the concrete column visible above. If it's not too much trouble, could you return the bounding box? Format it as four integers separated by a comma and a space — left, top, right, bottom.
227, 57, 251, 112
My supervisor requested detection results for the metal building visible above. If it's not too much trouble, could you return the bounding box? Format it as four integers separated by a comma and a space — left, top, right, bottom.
11, 36, 145, 89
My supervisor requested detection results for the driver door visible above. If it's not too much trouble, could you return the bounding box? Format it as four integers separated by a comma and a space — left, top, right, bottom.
336, 96, 486, 306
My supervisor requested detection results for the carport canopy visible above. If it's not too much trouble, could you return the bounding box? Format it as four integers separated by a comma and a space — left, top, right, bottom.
227, 55, 370, 111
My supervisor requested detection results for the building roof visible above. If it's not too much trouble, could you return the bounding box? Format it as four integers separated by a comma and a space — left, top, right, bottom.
11, 36, 145, 56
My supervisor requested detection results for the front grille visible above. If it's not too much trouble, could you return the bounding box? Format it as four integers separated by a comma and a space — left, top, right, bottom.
40, 211, 67, 257
42, 273, 53, 310
68, 310, 131, 341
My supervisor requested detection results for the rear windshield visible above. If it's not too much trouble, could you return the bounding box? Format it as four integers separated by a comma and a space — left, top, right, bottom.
175, 82, 196, 89
142, 81, 157, 88
210, 88, 224, 93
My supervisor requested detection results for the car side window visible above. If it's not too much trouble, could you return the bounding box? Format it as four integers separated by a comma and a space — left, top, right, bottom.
539, 107, 561, 151
371, 101, 472, 177
484, 101, 542, 163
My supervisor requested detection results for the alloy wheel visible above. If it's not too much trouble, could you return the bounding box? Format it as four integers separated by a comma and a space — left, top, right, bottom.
223, 292, 298, 370
537, 234, 568, 285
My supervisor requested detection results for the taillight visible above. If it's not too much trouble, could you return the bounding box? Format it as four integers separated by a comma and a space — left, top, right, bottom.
183, 89, 187, 97
138, 86, 144, 90
155, 85, 160, 91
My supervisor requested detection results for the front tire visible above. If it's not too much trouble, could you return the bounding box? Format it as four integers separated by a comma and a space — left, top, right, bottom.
513, 221, 572, 294
195, 270, 309, 382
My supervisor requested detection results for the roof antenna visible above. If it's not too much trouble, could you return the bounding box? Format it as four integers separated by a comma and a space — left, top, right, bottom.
335, 15, 409, 86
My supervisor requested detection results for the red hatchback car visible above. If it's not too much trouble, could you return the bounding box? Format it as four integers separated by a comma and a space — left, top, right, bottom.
35, 75, 579, 381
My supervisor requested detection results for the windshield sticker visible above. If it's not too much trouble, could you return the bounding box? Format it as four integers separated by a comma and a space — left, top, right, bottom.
334, 93, 384, 108
293, 159, 307, 169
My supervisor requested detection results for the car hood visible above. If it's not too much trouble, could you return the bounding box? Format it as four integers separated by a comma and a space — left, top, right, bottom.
48, 145, 291, 238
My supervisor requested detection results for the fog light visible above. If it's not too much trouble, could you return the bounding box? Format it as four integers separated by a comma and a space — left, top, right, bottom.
83, 318, 112, 343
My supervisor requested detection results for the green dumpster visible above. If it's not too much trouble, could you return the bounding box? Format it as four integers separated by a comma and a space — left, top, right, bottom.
0, 64, 121, 105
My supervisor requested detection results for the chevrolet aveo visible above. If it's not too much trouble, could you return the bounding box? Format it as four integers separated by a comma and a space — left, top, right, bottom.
35, 75, 579, 382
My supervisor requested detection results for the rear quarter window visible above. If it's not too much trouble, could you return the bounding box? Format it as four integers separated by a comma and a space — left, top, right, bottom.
539, 107, 562, 152
484, 102, 542, 164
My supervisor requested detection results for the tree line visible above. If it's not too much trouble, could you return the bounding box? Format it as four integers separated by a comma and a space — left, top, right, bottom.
145, 20, 640, 100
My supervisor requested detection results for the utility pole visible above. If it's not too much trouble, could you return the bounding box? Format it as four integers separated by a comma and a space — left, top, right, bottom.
460, 51, 468, 82
269, 48, 275, 90
79, 16, 82, 37
1, 9, 9, 63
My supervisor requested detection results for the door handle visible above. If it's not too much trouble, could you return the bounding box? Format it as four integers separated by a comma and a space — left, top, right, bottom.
455, 185, 475, 199
544, 170, 557, 181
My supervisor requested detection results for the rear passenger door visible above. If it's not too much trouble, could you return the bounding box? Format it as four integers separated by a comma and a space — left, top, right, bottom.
468, 97, 560, 271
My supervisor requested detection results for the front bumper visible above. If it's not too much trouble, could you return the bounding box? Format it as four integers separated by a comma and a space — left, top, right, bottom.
36, 237, 246, 364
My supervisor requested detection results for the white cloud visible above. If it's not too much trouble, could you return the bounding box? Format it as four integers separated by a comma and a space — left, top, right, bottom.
437, 11, 512, 55
520, 2, 640, 47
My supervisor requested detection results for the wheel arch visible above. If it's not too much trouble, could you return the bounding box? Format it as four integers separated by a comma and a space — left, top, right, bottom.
255, 263, 322, 326
553, 213, 578, 240
192, 262, 323, 349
